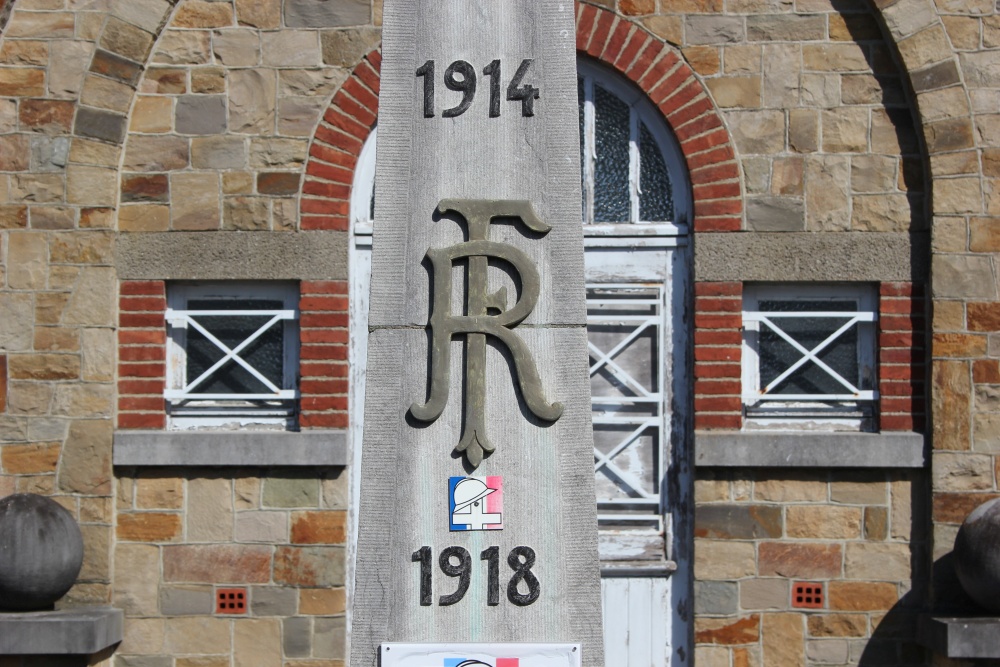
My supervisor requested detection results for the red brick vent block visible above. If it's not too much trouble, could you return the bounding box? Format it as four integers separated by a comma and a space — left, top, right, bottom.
694, 282, 743, 430
215, 588, 247, 614
792, 582, 825, 609
118, 281, 167, 430
879, 282, 926, 432
576, 2, 742, 232
300, 50, 380, 231
299, 281, 350, 429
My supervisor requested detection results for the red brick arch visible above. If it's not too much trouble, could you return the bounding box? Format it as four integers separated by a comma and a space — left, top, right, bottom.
301, 6, 743, 233
300, 50, 381, 231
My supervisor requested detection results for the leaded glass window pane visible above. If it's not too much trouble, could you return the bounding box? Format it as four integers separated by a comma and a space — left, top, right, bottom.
639, 122, 673, 222
593, 84, 631, 223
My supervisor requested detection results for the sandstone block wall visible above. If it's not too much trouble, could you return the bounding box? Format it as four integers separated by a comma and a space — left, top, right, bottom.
0, 0, 998, 664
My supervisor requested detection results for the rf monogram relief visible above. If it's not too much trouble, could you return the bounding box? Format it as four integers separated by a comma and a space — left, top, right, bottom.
410, 200, 563, 468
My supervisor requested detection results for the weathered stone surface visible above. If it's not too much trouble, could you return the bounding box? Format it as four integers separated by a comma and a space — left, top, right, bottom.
63, 267, 115, 326
212, 29, 260, 66
746, 197, 804, 231
233, 619, 282, 666
695, 581, 739, 615
321, 469, 349, 509
695, 539, 757, 579
278, 97, 325, 137
140, 68, 187, 95
235, 511, 287, 543
284, 0, 370, 27
31, 136, 70, 172
313, 616, 346, 659
257, 172, 300, 195
250, 586, 297, 616
786, 506, 861, 539
122, 174, 169, 203
235, 0, 280, 28
273, 545, 345, 586
686, 16, 745, 44
762, 613, 804, 667
223, 196, 269, 231
75, 107, 127, 144
153, 30, 211, 65
123, 136, 190, 172
101, 17, 154, 63
321, 27, 381, 67
933, 452, 994, 492
187, 477, 234, 542
844, 543, 911, 580
299, 587, 346, 615
1, 443, 60, 474
135, 476, 184, 510
279, 69, 346, 97
173, 0, 234, 28
191, 136, 246, 170
119, 204, 170, 232
806, 156, 850, 231
747, 14, 824, 41
828, 581, 898, 611
932, 254, 997, 299
163, 617, 231, 655
283, 616, 312, 657
118, 617, 166, 656
249, 138, 308, 168
852, 194, 915, 232
58, 419, 112, 495
113, 544, 160, 614
229, 69, 276, 134
728, 110, 784, 154
176, 95, 228, 136
159, 585, 214, 615
162, 544, 271, 583
740, 578, 789, 610
7, 233, 47, 290
263, 475, 320, 507
0, 68, 45, 97
695, 615, 761, 645
171, 173, 220, 230
706, 76, 761, 108
290, 511, 347, 544
67, 166, 117, 206
9, 354, 80, 381
262, 31, 321, 67
758, 542, 842, 578
117, 512, 182, 542
695, 504, 781, 539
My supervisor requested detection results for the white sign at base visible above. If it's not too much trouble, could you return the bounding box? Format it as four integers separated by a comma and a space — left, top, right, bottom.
380, 643, 581, 667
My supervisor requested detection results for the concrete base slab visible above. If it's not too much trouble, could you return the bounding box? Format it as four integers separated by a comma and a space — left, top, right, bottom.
918, 615, 1000, 659
0, 607, 122, 655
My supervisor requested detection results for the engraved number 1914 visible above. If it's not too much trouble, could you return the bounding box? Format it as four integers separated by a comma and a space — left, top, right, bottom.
415, 59, 539, 118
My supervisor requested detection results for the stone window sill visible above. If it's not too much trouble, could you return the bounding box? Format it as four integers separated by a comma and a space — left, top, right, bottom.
113, 430, 347, 467
694, 431, 926, 468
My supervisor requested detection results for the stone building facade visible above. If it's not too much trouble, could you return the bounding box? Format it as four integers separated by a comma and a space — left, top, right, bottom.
0, 0, 996, 665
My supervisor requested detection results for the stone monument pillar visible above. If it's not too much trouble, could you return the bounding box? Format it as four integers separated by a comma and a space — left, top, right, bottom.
351, 2, 604, 666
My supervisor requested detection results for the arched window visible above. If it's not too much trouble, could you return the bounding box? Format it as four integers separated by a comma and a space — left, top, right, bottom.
350, 59, 690, 230
577, 59, 690, 227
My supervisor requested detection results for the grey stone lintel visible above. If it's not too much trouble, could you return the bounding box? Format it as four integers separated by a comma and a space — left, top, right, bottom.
116, 231, 348, 281
918, 616, 1000, 659
695, 431, 926, 468
0, 607, 123, 655
694, 231, 928, 283
113, 430, 346, 467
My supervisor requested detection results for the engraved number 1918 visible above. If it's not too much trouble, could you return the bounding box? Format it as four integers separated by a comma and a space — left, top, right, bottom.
411, 545, 540, 607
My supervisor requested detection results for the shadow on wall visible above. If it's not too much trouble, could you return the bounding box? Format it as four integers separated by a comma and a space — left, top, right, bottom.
858, 469, 932, 666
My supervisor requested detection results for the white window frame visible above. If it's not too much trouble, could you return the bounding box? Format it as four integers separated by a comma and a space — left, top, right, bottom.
166, 281, 300, 430
741, 283, 878, 431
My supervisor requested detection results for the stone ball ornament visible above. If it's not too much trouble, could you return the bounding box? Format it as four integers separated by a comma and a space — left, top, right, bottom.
954, 496, 1000, 613
0, 493, 84, 611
